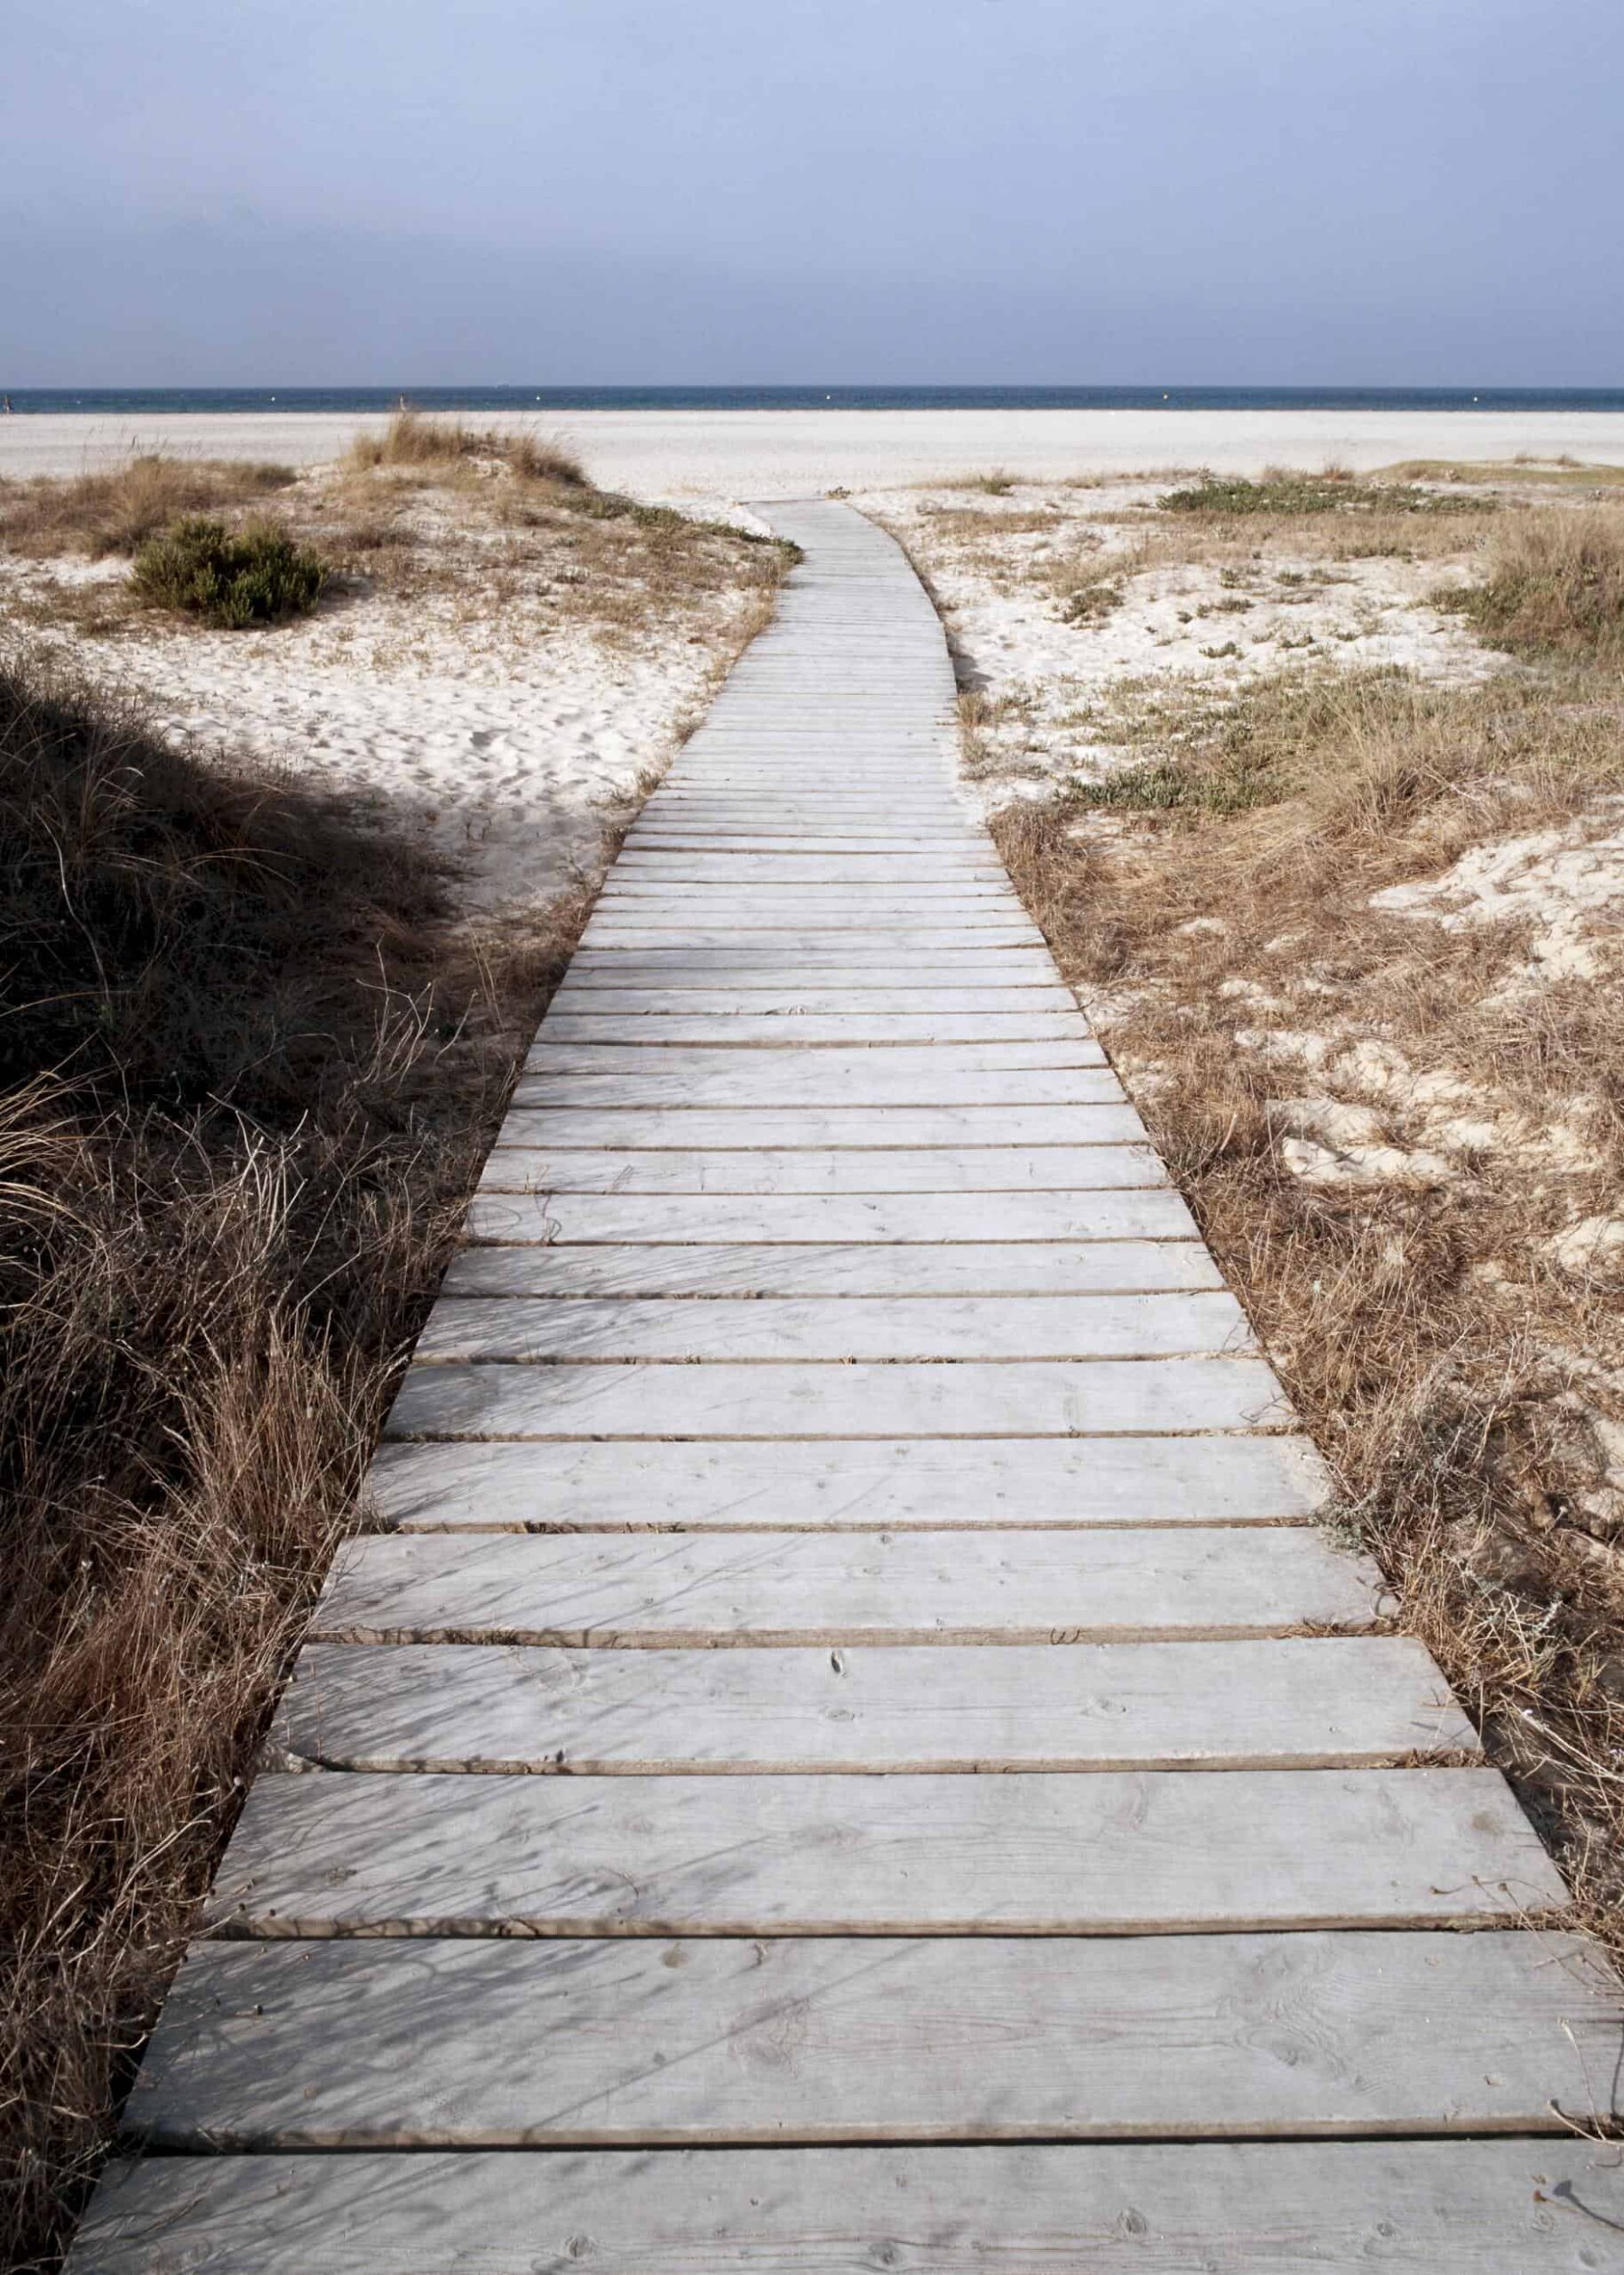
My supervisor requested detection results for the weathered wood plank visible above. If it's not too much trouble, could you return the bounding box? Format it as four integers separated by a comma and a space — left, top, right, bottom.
476, 1148, 1162, 1195
509, 1066, 1123, 1110
597, 882, 1021, 905
547, 986, 1085, 1014
124, 1931, 1610, 2146
538, 1012, 1094, 1042
208, 1768, 1562, 1937
442, 1240, 1218, 1298
68, 2139, 1624, 2274
411, 1292, 1251, 1366
271, 1637, 1475, 1772
522, 1041, 1109, 1075
460, 1189, 1194, 1246
609, 857, 1007, 878
525, 1042, 1105, 1078
365, 1433, 1328, 1531
311, 1523, 1377, 1645
493, 1105, 1151, 1147
384, 1353, 1289, 1442
580, 925, 1047, 948
561, 956, 1066, 986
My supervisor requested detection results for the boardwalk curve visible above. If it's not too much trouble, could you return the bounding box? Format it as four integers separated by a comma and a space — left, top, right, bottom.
72, 505, 1623, 2271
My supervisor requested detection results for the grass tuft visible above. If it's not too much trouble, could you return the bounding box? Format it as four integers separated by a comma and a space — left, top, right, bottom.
0, 457, 298, 560
346, 409, 587, 490
1442, 509, 1624, 668
128, 517, 328, 628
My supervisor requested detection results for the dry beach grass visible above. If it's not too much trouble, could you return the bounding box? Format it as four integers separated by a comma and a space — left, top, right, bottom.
0, 657, 586, 2267
933, 481, 1624, 1970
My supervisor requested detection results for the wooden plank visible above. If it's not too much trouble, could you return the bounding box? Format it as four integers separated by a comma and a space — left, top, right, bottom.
577, 928, 1047, 950
124, 1930, 1610, 2146
493, 1106, 1151, 1147
599, 880, 1018, 900
545, 987, 1085, 1013
538, 1012, 1093, 1042
561, 957, 1066, 985
610, 856, 1007, 877
68, 2138, 1624, 2274
410, 1291, 1251, 1366
461, 1190, 1192, 1245
510, 1068, 1123, 1111
312, 1524, 1377, 1645
364, 1433, 1328, 1531
442, 1240, 1219, 1298
475, 1146, 1164, 1193
521, 1041, 1109, 1075
208, 1768, 1563, 1936
271, 1637, 1475, 1773
384, 1354, 1289, 1442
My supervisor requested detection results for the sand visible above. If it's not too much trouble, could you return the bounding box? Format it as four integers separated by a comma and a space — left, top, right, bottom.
0, 461, 772, 914
6, 407, 1624, 495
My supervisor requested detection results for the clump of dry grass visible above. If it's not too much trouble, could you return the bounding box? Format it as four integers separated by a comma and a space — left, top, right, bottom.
0, 456, 298, 560
1068, 666, 1622, 821
0, 657, 569, 2267
990, 653, 1624, 1968
1386, 458, 1624, 490
1445, 508, 1624, 668
345, 407, 587, 490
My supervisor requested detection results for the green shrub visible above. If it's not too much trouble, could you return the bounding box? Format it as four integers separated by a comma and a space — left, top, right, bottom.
129, 517, 327, 627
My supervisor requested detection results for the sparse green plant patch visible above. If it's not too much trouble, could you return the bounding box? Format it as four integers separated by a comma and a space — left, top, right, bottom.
1160, 473, 1491, 519
129, 517, 329, 627
1059, 580, 1123, 626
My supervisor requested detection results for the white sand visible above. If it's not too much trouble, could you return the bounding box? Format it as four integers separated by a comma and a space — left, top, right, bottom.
861, 477, 1495, 801
6, 408, 1624, 493
0, 467, 767, 914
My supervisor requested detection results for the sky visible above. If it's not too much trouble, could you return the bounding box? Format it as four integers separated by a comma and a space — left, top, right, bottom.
4, 0, 1620, 385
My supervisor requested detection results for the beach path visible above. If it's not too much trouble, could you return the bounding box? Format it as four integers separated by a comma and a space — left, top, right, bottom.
69, 505, 1623, 2271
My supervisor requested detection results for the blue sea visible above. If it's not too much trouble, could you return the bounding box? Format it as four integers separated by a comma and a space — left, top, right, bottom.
9, 387, 1624, 415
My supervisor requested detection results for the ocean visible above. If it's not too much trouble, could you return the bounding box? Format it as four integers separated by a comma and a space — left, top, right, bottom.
9, 387, 1624, 416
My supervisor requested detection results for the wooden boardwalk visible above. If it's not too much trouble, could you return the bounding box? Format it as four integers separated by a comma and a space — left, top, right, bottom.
73, 505, 1623, 2270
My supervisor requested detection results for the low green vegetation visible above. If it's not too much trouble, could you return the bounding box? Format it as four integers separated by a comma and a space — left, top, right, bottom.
1159, 472, 1489, 519
128, 517, 328, 627
1059, 579, 1124, 626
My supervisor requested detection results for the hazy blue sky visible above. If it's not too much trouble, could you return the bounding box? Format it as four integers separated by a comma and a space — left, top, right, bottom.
4, 0, 1620, 384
